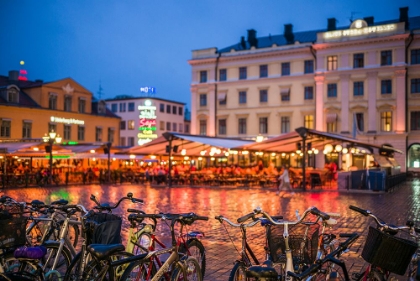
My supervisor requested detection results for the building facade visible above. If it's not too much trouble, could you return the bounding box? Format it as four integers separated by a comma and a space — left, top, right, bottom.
0, 71, 121, 144
104, 96, 188, 146
188, 7, 420, 173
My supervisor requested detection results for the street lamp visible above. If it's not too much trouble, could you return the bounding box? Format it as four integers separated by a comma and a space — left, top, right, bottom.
43, 130, 62, 181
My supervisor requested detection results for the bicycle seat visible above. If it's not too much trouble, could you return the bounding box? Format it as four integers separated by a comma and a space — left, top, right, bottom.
14, 246, 47, 260
245, 265, 278, 279
87, 244, 125, 260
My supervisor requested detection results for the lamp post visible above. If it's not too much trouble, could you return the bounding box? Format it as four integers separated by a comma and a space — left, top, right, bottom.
43, 130, 62, 181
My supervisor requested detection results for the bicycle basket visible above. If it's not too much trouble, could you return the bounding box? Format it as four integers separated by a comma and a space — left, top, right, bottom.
85, 213, 122, 245
267, 223, 319, 264
361, 226, 418, 275
0, 216, 28, 249
0, 203, 25, 218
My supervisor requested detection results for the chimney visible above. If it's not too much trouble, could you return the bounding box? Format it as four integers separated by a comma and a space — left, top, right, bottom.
8, 70, 19, 82
327, 18, 337, 31
247, 29, 258, 48
240, 36, 246, 50
284, 24, 294, 44
399, 7, 409, 29
364, 16, 374, 26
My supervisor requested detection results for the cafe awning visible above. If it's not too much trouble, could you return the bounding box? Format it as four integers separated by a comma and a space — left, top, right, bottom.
0, 141, 42, 154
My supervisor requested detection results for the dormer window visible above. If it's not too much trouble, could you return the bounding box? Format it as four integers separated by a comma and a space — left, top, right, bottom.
98, 101, 106, 114
7, 87, 19, 103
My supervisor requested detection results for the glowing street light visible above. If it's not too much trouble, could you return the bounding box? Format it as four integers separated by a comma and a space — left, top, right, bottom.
43, 130, 62, 182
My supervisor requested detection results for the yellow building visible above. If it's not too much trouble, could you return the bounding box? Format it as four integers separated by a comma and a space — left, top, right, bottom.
0, 70, 120, 144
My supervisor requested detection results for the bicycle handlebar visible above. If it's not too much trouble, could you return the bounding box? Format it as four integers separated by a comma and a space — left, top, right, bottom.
237, 212, 255, 223
215, 215, 260, 228
257, 206, 330, 226
90, 192, 144, 211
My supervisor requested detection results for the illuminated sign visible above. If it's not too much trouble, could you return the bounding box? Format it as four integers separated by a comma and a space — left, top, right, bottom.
50, 116, 85, 125
140, 87, 156, 97
137, 100, 158, 145
323, 21, 397, 40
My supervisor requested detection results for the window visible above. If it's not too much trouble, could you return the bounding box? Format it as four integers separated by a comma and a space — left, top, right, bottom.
166, 122, 171, 130
219, 69, 227, 81
381, 80, 392, 94
411, 49, 420, 64
353, 53, 364, 68
411, 111, 420, 131
111, 103, 118, 112
64, 96, 72, 112
64, 125, 71, 140
281, 117, 290, 133
120, 121, 126, 130
160, 104, 165, 112
259, 89, 268, 102
49, 94, 57, 110
48, 124, 56, 135
327, 56, 338, 71
239, 91, 247, 104
260, 65, 268, 78
119, 103, 126, 112
259, 117, 268, 134
218, 119, 226, 135
200, 70, 207, 83
354, 81, 364, 96
128, 120, 135, 130
22, 121, 31, 139
97, 102, 105, 114
280, 88, 290, 101
199, 120, 207, 135
128, 102, 135, 112
304, 115, 314, 129
411, 79, 420, 94
239, 67, 247, 80
166, 104, 171, 113
172, 123, 177, 131
128, 137, 135, 147
108, 128, 114, 143
381, 50, 392, 66
160, 121, 165, 130
172, 106, 176, 114
326, 115, 337, 133
381, 111, 392, 132
185, 124, 190, 133
95, 127, 102, 142
356, 113, 364, 132
281, 62, 290, 76
120, 137, 126, 146
199, 94, 207, 106
7, 88, 18, 103
1, 120, 11, 138
78, 98, 86, 113
304, 60, 314, 74
327, 83, 337, 98
78, 126, 85, 141
218, 93, 227, 105
304, 86, 314, 100
179, 123, 183, 133
238, 118, 247, 134
178, 107, 183, 115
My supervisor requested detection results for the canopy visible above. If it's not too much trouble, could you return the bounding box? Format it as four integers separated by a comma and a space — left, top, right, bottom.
124, 132, 253, 157
0, 142, 42, 154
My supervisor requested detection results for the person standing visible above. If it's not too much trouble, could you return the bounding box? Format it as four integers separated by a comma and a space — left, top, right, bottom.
277, 165, 294, 197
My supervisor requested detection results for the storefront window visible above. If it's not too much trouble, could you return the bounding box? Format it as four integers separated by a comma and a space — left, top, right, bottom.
408, 144, 420, 168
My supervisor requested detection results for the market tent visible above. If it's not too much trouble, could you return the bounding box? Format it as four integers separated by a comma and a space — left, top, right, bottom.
124, 132, 254, 157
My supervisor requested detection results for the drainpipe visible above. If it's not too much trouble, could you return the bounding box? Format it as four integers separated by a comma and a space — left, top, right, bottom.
405, 33, 413, 172
214, 52, 221, 136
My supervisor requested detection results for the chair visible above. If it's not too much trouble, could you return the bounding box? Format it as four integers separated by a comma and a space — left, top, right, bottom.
310, 173, 322, 190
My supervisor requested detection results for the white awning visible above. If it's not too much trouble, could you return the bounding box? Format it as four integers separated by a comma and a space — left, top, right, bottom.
326, 113, 337, 123
217, 93, 227, 101
280, 88, 290, 96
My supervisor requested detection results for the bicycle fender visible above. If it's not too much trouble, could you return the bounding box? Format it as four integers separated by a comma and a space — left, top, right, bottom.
187, 231, 204, 239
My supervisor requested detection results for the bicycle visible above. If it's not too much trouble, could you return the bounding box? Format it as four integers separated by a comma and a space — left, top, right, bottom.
125, 208, 208, 278
350, 205, 420, 281
215, 210, 284, 281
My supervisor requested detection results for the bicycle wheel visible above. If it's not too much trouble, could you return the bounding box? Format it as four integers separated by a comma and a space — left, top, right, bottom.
119, 259, 151, 281
228, 261, 247, 281
63, 252, 82, 281
171, 257, 202, 281
42, 244, 72, 281
179, 239, 206, 278
132, 232, 152, 255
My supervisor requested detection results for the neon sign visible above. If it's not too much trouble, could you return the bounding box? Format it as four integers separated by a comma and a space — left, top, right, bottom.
137, 100, 158, 145
50, 116, 85, 125
323, 22, 397, 40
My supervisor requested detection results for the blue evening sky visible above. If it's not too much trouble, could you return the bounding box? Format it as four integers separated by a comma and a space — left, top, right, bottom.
1, 1, 419, 110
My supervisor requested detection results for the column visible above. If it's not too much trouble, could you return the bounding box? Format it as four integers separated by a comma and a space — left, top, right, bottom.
367, 71, 377, 133
190, 85, 197, 134
340, 74, 350, 134
315, 75, 325, 131
207, 84, 216, 136
395, 69, 406, 133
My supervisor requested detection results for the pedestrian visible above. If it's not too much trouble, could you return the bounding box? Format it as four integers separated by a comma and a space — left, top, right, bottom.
277, 165, 295, 197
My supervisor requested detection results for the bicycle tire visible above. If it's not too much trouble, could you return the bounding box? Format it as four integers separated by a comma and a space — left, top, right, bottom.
179, 239, 206, 278
171, 257, 202, 281
353, 266, 386, 281
63, 252, 83, 281
82, 251, 133, 281
119, 259, 151, 281
42, 243, 72, 281
133, 232, 152, 255
228, 261, 247, 281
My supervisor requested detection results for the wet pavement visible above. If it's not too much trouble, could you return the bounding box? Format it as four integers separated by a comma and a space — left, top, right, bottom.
1, 180, 419, 280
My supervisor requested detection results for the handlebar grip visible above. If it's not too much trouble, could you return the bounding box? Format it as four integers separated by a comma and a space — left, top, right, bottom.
215, 215, 223, 222
272, 215, 283, 220
349, 205, 369, 216
237, 212, 255, 223
90, 194, 101, 206
131, 198, 144, 204
196, 215, 209, 221
127, 208, 145, 214
310, 208, 330, 220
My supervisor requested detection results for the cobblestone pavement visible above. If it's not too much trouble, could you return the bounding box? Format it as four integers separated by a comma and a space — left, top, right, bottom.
2, 179, 419, 280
